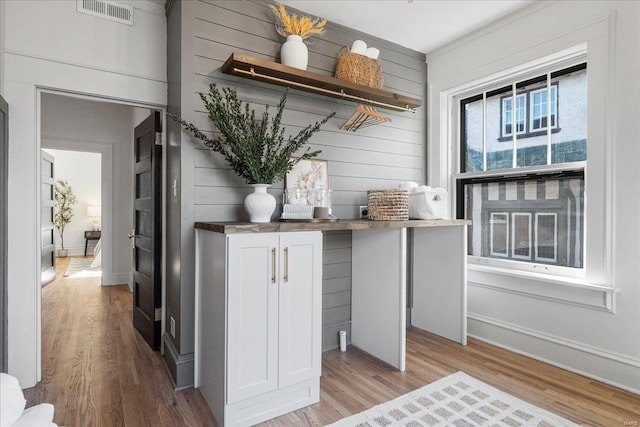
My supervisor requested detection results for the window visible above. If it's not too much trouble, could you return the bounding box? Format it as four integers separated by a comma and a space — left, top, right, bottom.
458, 62, 586, 272
535, 213, 557, 262
490, 213, 508, 257
463, 175, 583, 268
512, 213, 531, 260
498, 84, 559, 140
530, 86, 557, 131
502, 94, 526, 137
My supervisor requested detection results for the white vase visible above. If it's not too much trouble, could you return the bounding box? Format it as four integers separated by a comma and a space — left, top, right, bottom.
280, 35, 308, 70
245, 184, 276, 223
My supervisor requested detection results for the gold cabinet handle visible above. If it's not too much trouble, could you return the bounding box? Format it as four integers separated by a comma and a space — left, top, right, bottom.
272, 248, 277, 283
284, 247, 289, 283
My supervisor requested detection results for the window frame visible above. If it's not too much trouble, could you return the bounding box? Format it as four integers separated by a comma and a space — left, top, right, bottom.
501, 93, 527, 137
530, 85, 558, 132
457, 61, 587, 280
436, 45, 614, 311
456, 165, 585, 278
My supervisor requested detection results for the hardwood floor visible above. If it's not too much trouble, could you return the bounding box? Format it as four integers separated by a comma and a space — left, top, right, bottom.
24, 257, 217, 427
25, 257, 638, 426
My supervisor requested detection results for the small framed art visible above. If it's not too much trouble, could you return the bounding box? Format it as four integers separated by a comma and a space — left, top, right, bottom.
285, 158, 329, 191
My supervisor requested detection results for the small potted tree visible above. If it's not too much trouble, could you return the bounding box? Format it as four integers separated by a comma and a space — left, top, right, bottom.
170, 83, 334, 222
54, 179, 77, 257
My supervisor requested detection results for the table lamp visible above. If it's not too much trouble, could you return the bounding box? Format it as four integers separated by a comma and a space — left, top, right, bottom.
87, 205, 101, 231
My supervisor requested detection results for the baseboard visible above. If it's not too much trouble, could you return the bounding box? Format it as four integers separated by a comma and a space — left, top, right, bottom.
322, 321, 351, 351
468, 313, 640, 394
162, 332, 194, 390
55, 245, 84, 257
224, 378, 319, 427
101, 273, 129, 286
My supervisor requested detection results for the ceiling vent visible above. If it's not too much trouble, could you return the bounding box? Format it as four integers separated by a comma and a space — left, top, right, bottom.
76, 0, 134, 25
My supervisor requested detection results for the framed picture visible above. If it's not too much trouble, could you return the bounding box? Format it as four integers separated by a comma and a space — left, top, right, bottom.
285, 158, 329, 191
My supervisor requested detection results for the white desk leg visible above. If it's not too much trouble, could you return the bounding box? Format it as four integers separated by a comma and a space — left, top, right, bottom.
352, 228, 406, 371
411, 225, 467, 345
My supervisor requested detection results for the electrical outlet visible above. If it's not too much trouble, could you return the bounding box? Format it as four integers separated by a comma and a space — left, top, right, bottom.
170, 316, 176, 338
359, 205, 369, 219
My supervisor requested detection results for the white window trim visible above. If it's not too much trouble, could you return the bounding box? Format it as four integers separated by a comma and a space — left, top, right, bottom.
490, 212, 509, 257
467, 263, 616, 312
438, 43, 615, 312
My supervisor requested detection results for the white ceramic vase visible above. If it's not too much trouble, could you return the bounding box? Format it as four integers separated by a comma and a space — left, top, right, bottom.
245, 184, 276, 223
280, 35, 308, 70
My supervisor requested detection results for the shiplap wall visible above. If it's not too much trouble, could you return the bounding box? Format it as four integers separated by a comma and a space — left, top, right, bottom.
169, 0, 426, 363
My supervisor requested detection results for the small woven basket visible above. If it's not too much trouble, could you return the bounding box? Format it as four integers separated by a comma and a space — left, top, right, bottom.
367, 190, 409, 221
335, 47, 384, 89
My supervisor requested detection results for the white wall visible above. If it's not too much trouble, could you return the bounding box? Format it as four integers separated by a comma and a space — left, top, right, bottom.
45, 149, 102, 255
41, 94, 146, 287
2, 0, 166, 387
0, 0, 5, 95
426, 1, 640, 393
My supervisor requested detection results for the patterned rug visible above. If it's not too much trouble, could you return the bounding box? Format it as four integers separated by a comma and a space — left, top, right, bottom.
326, 371, 578, 427
64, 257, 101, 278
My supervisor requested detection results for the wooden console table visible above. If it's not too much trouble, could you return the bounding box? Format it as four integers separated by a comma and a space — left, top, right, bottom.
84, 230, 101, 256
194, 219, 469, 426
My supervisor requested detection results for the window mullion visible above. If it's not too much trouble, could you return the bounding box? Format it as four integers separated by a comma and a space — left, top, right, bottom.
512, 83, 517, 168
546, 72, 552, 165
482, 92, 487, 171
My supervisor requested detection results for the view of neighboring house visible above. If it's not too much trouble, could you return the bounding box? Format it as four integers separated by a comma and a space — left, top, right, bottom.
462, 65, 587, 268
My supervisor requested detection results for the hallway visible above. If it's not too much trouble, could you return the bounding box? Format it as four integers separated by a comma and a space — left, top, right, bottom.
23, 257, 216, 426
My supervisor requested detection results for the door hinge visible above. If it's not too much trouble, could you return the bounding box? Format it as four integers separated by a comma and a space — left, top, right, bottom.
155, 308, 162, 321
155, 131, 162, 145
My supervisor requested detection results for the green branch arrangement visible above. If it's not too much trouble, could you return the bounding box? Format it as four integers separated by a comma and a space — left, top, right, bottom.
169, 83, 335, 185
54, 180, 77, 250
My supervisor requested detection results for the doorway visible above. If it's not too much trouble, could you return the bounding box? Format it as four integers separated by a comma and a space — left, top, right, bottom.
38, 91, 165, 380
42, 148, 102, 279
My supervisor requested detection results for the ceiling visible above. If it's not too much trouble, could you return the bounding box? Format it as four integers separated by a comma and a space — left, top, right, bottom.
280, 0, 535, 54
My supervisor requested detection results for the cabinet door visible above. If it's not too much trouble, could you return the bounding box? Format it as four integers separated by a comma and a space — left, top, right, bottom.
227, 233, 279, 403
278, 232, 322, 388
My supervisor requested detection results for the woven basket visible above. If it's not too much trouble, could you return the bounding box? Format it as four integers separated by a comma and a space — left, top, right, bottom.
367, 190, 409, 221
335, 47, 384, 89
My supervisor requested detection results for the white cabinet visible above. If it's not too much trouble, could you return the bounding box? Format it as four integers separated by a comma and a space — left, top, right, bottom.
196, 230, 322, 427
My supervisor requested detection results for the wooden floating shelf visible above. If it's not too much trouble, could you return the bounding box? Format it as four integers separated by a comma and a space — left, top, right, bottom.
221, 53, 422, 113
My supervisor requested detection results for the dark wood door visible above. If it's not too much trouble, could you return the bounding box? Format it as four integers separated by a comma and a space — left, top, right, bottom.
41, 150, 56, 286
132, 111, 162, 351
0, 95, 8, 371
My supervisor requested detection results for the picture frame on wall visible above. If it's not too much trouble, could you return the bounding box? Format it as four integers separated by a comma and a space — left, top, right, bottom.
285, 158, 329, 191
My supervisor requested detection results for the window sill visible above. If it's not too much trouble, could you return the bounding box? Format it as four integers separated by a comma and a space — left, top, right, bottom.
467, 263, 616, 312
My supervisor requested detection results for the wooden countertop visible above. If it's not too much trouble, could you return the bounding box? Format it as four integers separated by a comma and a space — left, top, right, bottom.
195, 219, 470, 234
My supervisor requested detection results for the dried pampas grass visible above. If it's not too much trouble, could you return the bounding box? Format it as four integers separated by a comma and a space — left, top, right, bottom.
270, 2, 327, 40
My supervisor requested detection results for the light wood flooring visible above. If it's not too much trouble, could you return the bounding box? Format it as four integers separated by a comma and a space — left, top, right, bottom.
24, 256, 639, 426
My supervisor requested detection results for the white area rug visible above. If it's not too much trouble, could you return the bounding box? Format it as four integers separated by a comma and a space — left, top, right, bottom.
326, 371, 578, 427
64, 257, 101, 278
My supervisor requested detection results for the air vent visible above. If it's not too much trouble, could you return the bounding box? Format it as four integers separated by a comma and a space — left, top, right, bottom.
77, 0, 133, 25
